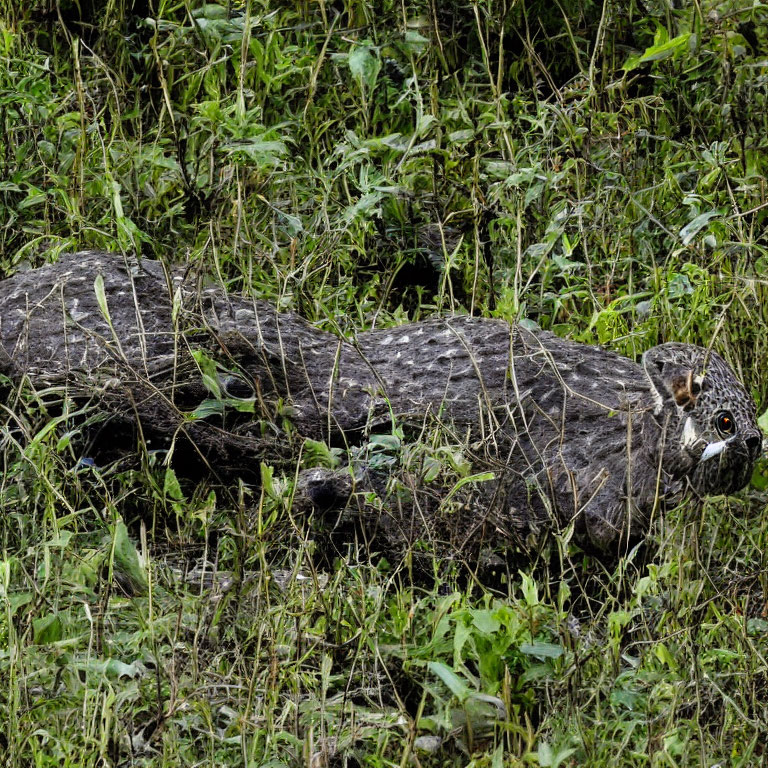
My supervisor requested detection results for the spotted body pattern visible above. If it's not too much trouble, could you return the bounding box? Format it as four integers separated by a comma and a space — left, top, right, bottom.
0, 252, 761, 552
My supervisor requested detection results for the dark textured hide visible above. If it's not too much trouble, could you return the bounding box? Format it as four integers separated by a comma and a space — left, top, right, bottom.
0, 252, 761, 554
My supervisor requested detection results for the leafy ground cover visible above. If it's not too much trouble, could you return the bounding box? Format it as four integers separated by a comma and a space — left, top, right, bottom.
1, 1, 768, 765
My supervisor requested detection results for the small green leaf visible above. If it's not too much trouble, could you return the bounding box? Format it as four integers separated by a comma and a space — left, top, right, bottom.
223, 138, 287, 167
428, 661, 470, 701
608, 610, 633, 637
45, 531, 73, 548
538, 741, 554, 767
190, 399, 226, 419
8, 592, 33, 617
113, 519, 147, 594
471, 609, 500, 635
163, 467, 185, 502
33, 613, 63, 644
443, 471, 495, 503
679, 210, 721, 245
623, 32, 691, 71
519, 570, 539, 607
654, 641, 678, 671
105, 658, 143, 678
747, 617, 768, 636
537, 740, 578, 768
368, 434, 401, 452
422, 457, 441, 483
93, 273, 110, 324
404, 28, 429, 52
191, 350, 221, 398
260, 463, 276, 499
348, 44, 381, 91
520, 642, 564, 659
750, 459, 768, 491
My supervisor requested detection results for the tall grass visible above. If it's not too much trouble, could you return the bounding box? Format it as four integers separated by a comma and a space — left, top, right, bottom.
0, 1, 767, 765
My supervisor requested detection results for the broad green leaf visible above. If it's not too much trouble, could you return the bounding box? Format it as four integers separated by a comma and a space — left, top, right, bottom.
105, 658, 143, 678
623, 32, 691, 71
471, 609, 500, 635
453, 619, 472, 661
348, 44, 381, 91
8, 592, 33, 617
679, 210, 721, 245
260, 462, 276, 499
519, 570, 539, 607
343, 190, 383, 223
422, 457, 441, 482
428, 661, 470, 701
654, 641, 678, 671
608, 610, 633, 637
33, 613, 63, 644
191, 349, 222, 398
190, 398, 226, 419
538, 741, 554, 766
303, 438, 342, 469
667, 272, 694, 298
538, 740, 578, 768
368, 434, 401, 451
277, 210, 303, 237
447, 129, 474, 144
520, 642, 564, 659
18, 190, 46, 209
404, 28, 429, 52
552, 745, 579, 768
45, 531, 73, 548
109, 178, 124, 218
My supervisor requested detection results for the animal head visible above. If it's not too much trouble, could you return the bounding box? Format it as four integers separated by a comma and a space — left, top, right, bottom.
642, 343, 762, 496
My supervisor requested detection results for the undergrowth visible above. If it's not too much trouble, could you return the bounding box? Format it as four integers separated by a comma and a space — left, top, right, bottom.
1, 0, 767, 765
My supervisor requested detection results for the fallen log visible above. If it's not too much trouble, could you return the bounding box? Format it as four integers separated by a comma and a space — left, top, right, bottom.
0, 251, 761, 554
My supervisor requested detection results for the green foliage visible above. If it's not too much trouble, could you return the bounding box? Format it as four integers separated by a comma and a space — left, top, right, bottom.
1, 0, 768, 765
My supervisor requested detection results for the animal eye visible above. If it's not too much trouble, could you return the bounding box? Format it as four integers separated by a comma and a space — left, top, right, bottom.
715, 411, 736, 437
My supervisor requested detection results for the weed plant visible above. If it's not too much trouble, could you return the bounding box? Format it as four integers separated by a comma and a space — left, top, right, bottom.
1, 1, 768, 765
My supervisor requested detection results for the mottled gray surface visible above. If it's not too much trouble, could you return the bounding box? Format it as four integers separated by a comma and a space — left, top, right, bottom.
0, 252, 761, 553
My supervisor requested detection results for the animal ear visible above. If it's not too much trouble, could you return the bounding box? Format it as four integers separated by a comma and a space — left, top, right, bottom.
642, 344, 705, 413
